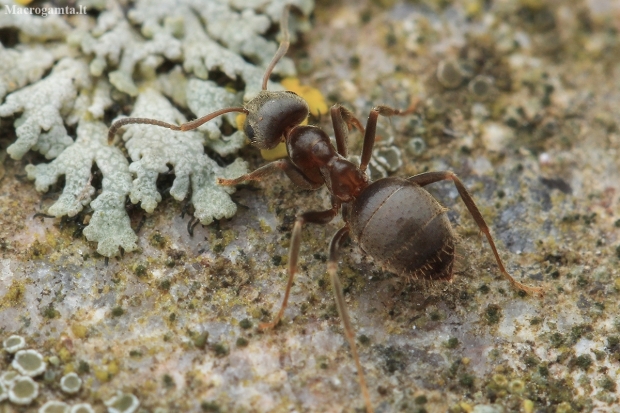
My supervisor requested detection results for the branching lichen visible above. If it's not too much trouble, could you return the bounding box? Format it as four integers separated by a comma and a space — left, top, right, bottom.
0, 57, 91, 160
0, 0, 314, 256
26, 120, 138, 257
119, 88, 247, 225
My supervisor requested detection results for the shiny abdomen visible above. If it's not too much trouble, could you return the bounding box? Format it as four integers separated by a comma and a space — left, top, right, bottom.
347, 177, 455, 280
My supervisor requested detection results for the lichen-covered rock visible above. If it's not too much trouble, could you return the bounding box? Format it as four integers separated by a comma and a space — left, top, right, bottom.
119, 88, 247, 225
0, 44, 55, 101
26, 120, 137, 257
0, 0, 314, 257
0, 58, 91, 160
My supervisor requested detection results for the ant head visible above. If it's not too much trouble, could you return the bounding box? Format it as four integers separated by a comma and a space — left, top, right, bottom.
243, 90, 309, 149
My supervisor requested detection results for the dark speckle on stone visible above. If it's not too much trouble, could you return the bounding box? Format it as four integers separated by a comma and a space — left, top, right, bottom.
539, 177, 572, 194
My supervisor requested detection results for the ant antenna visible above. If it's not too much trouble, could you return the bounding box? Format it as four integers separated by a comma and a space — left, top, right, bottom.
262, 4, 291, 91
107, 107, 248, 144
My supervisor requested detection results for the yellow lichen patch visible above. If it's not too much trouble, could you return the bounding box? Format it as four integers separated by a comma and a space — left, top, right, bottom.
281, 78, 328, 117
71, 324, 88, 339
93, 366, 109, 382
523, 399, 535, 413
260, 143, 288, 161
58, 347, 72, 363
1, 280, 26, 306
235, 113, 247, 132
15, 0, 33, 4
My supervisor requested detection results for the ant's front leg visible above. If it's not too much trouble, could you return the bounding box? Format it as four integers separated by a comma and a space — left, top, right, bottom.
331, 105, 365, 157
217, 158, 322, 190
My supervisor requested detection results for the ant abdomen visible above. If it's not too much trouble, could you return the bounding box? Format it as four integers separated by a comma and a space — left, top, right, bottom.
347, 177, 456, 281
243, 90, 309, 149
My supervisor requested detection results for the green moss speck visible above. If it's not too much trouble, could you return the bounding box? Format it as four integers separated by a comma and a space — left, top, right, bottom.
445, 337, 459, 349
599, 375, 616, 392
479, 284, 490, 294
201, 401, 221, 412
414, 395, 428, 405
213, 244, 224, 253
43, 304, 59, 319
430, 311, 441, 321
78, 360, 90, 374
459, 373, 475, 388
134, 264, 147, 277
150, 232, 166, 248
159, 279, 171, 291
484, 304, 502, 324
538, 365, 549, 377
169, 313, 176, 322
572, 354, 592, 370
212, 343, 229, 357
194, 332, 209, 349
239, 319, 252, 329
550, 332, 565, 348
236, 337, 249, 347
271, 255, 282, 266
163, 374, 175, 388
359, 334, 370, 345
129, 350, 142, 358
111, 306, 124, 317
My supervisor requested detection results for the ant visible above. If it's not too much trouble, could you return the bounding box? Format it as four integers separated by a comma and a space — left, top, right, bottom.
108, 6, 543, 413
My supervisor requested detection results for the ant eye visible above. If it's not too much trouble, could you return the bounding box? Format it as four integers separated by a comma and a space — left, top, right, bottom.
244, 122, 255, 141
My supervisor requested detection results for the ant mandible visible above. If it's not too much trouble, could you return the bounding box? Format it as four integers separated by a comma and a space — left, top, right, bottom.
108, 6, 543, 413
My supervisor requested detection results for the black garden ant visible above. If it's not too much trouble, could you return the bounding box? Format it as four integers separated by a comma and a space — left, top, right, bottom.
108, 6, 543, 413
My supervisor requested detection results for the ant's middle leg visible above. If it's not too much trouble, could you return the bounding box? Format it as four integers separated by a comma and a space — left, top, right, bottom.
217, 158, 322, 190
408, 171, 544, 296
259, 200, 340, 330
331, 104, 365, 157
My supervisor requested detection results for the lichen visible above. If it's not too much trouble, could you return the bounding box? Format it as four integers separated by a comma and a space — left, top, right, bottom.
0, 0, 313, 257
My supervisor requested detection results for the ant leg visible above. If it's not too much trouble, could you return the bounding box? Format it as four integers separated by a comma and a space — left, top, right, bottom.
217, 158, 322, 190
328, 226, 374, 413
331, 104, 365, 157
259, 202, 340, 330
408, 171, 544, 296
359, 103, 417, 172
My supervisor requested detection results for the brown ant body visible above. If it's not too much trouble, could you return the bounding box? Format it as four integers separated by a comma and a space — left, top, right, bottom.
108, 6, 542, 413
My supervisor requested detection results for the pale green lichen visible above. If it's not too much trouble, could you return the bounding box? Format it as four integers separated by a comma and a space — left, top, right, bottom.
119, 88, 247, 225
0, 1, 71, 40
0, 44, 55, 101
60, 372, 82, 394
105, 392, 140, 413
26, 120, 137, 256
79, 4, 181, 96
12, 349, 46, 377
3, 334, 26, 353
39, 400, 70, 413
8, 375, 39, 405
70, 404, 95, 413
0, 0, 313, 257
0, 57, 91, 160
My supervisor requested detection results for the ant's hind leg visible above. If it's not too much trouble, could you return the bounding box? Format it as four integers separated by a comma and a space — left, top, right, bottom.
408, 171, 544, 296
328, 226, 374, 413
259, 202, 341, 330
218, 158, 322, 190
331, 105, 365, 157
